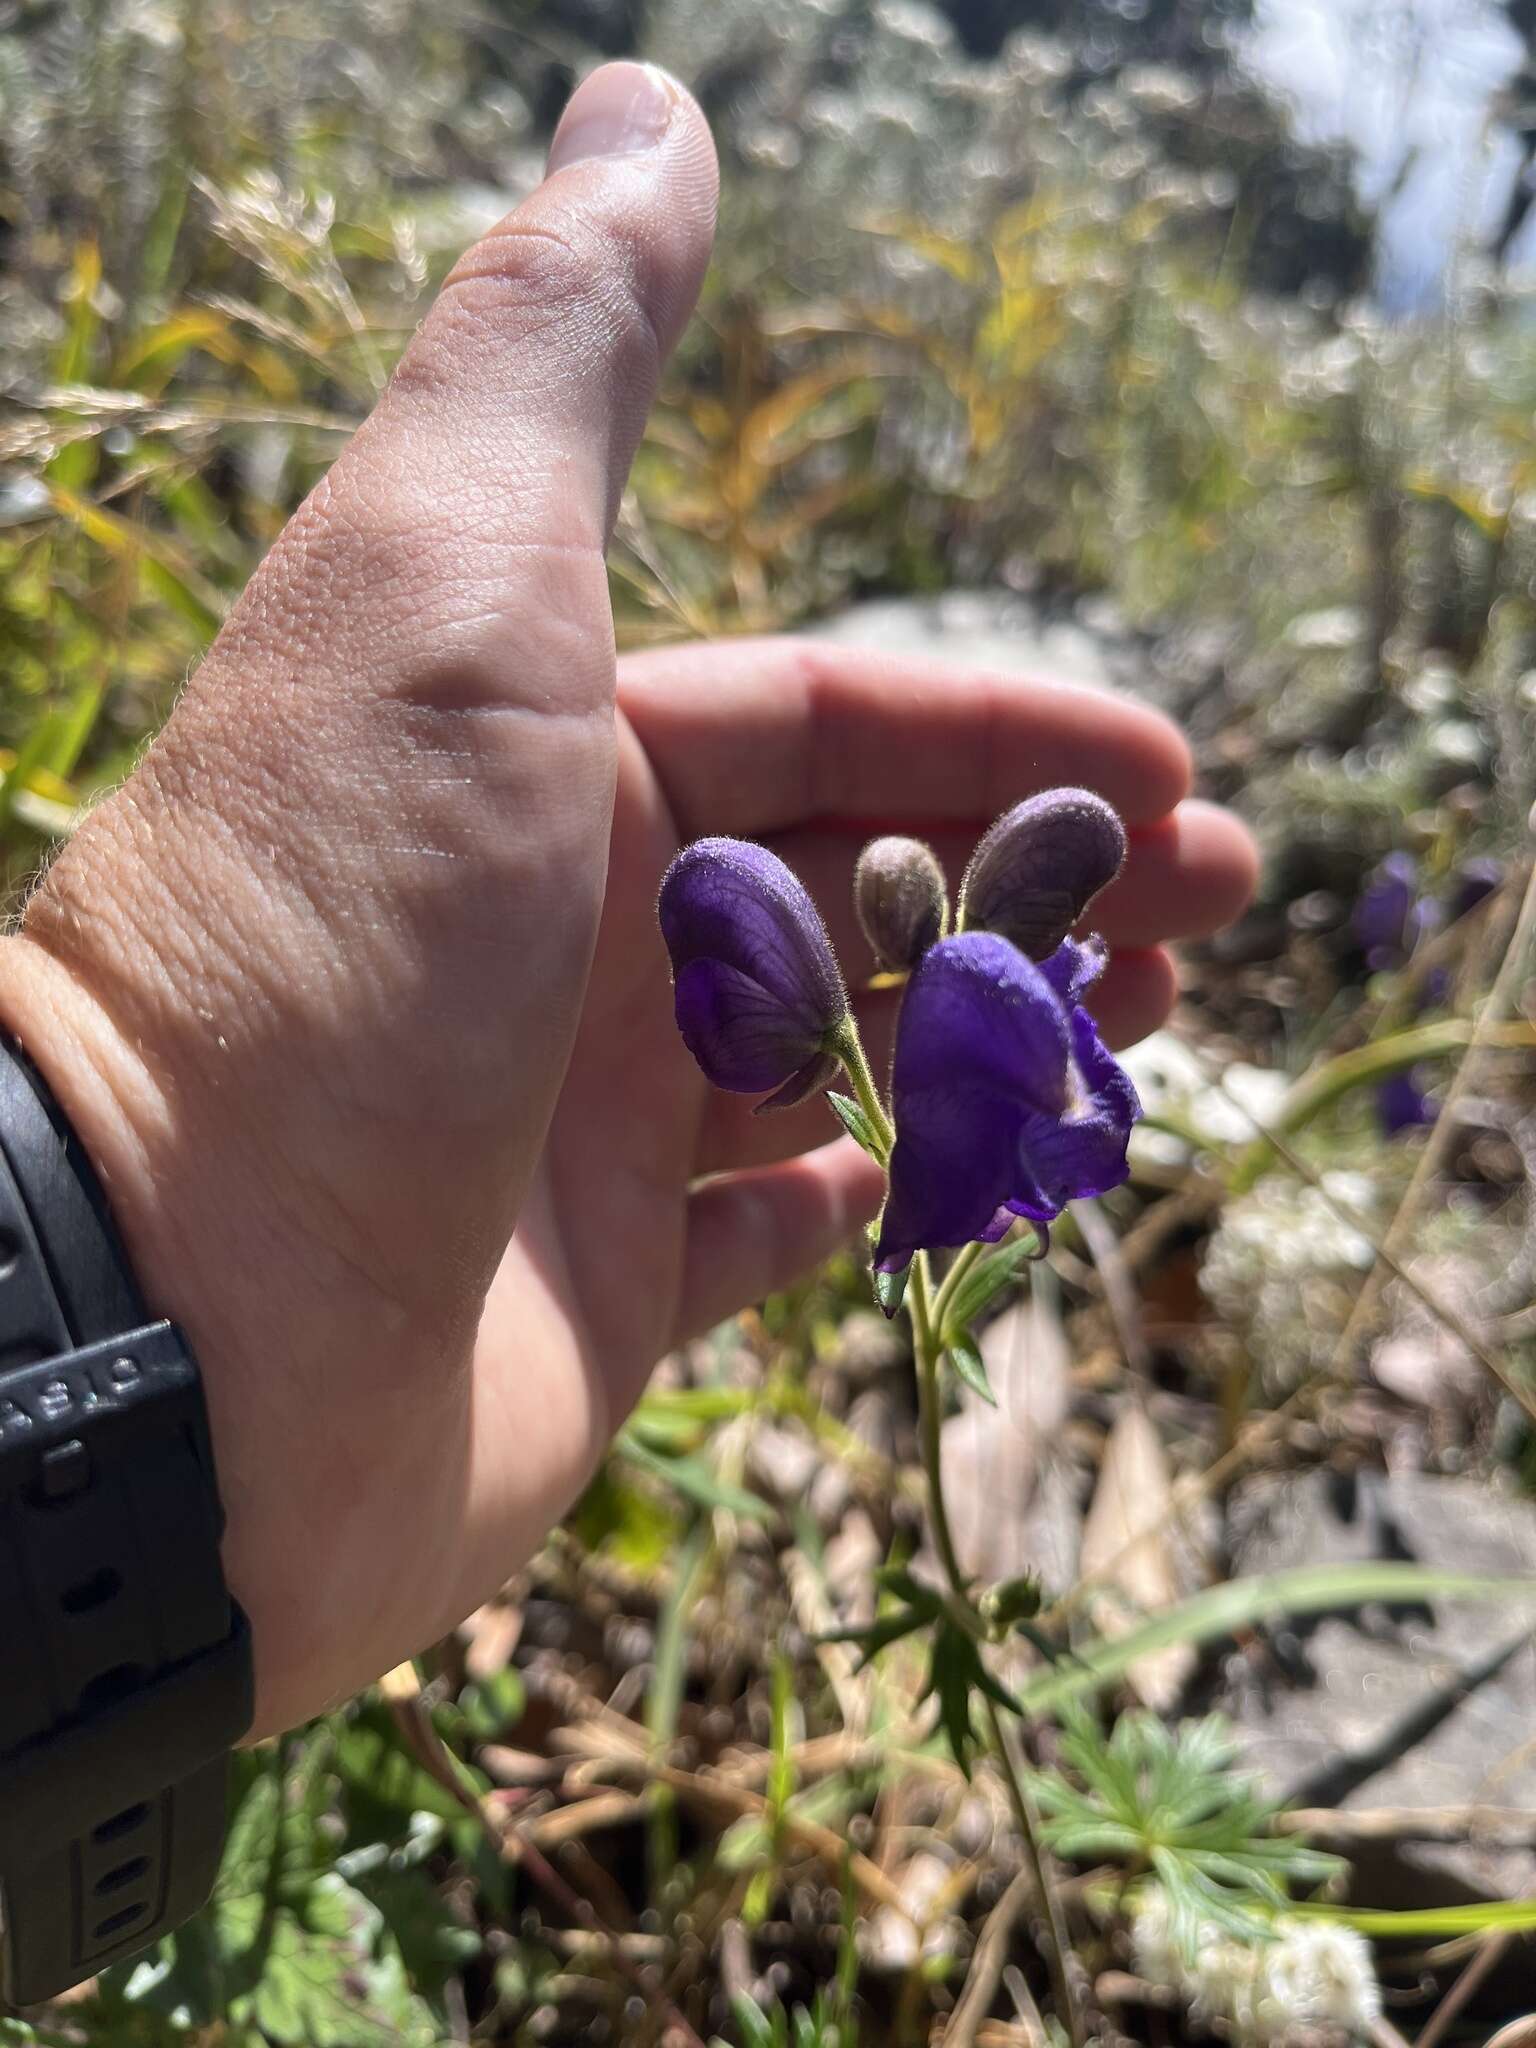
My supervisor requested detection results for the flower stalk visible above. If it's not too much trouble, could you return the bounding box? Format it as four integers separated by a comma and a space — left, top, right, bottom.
827, 1017, 894, 1160
908, 1251, 1085, 2048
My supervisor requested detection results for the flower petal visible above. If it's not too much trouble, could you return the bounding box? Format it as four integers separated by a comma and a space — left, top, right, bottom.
886, 932, 1071, 1114
756, 1048, 841, 1113
874, 933, 1074, 1268
875, 1083, 1028, 1269
660, 838, 846, 1031
1016, 1005, 1142, 1208
673, 958, 826, 1093
1039, 932, 1108, 1008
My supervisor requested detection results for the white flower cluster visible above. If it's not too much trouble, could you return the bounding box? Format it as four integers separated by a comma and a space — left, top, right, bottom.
1131, 1891, 1382, 2045
1199, 1174, 1376, 1392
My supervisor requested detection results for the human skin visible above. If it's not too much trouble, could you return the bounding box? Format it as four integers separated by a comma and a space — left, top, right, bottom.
0, 65, 1257, 1738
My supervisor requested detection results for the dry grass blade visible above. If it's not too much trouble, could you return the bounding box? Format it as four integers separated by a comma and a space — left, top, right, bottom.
1077, 1405, 1195, 1710
941, 1868, 1035, 2048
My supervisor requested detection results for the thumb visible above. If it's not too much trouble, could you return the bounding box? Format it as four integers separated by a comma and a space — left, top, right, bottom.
3, 64, 716, 1358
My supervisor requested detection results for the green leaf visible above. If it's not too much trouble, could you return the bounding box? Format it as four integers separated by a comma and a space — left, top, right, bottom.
874, 1260, 910, 1318
826, 1090, 883, 1158
333, 1704, 484, 1830
351, 1867, 481, 1995
730, 1994, 782, 2048
1019, 1563, 1536, 1716
946, 1333, 996, 1406
918, 1617, 1021, 1776
616, 1429, 774, 1522
943, 1232, 1042, 1329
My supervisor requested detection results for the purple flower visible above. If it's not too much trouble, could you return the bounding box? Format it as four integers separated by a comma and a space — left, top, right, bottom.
873, 932, 1140, 1272
1354, 853, 1418, 970
958, 788, 1127, 962
659, 838, 847, 1111
1376, 1068, 1436, 1137
1449, 857, 1503, 923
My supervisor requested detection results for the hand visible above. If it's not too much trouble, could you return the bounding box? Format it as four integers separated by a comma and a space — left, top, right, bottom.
0, 65, 1255, 1737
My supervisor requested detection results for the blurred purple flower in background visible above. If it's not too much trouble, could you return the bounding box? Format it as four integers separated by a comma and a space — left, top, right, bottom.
874, 932, 1140, 1272
659, 837, 848, 1111
1355, 849, 1504, 1138
1376, 1067, 1436, 1137
1354, 851, 1419, 971
1449, 856, 1503, 923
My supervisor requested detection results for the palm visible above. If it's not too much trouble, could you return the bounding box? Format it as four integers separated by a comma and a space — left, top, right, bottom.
471, 637, 1250, 1511
532, 709, 708, 1384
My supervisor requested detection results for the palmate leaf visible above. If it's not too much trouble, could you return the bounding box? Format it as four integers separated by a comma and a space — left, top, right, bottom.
1032, 1706, 1342, 1945
920, 1618, 1023, 1777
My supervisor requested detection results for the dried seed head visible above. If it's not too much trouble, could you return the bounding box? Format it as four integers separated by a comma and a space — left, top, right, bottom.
958, 788, 1127, 960
853, 835, 948, 972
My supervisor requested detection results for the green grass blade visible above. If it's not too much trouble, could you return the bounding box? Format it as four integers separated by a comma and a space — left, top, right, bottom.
1293, 1897, 1536, 1936
1021, 1564, 1536, 1716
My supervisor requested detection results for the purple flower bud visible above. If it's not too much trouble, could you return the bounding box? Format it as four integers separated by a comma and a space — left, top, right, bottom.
659, 838, 848, 1111
1354, 852, 1418, 970
874, 932, 1140, 1272
958, 789, 1127, 961
853, 835, 948, 972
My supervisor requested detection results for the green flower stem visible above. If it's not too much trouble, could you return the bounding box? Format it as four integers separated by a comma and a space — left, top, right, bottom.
907, 1251, 1084, 2048
828, 1017, 894, 1159
909, 1256, 966, 1593
930, 1238, 986, 1334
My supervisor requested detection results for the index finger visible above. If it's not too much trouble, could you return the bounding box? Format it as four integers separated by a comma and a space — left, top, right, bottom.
617, 636, 1192, 836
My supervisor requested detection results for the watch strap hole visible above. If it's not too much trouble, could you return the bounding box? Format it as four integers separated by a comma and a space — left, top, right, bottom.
90, 1903, 148, 1944
92, 1802, 151, 1845
93, 1856, 149, 1898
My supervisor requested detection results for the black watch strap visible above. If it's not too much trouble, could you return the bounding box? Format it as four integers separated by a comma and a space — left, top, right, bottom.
0, 1036, 252, 2006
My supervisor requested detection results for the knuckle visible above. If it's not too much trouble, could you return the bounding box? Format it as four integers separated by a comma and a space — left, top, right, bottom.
416, 213, 663, 399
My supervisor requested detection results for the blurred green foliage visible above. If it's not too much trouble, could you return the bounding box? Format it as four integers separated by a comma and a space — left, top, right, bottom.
0, 0, 1531, 908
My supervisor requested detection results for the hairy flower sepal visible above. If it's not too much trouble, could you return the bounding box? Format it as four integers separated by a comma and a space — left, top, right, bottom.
854, 834, 948, 972
874, 933, 1141, 1271
659, 836, 848, 1111
959, 788, 1127, 961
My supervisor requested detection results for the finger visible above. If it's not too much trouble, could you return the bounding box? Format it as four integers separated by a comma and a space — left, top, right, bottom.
21, 65, 719, 1320
1089, 803, 1259, 945
677, 1139, 886, 1340
694, 944, 1179, 1174
767, 797, 1258, 966
618, 636, 1192, 835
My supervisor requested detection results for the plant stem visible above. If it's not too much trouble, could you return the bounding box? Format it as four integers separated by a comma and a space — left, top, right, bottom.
828, 1018, 894, 1159
909, 1256, 966, 1591
908, 1253, 1085, 2048
930, 1237, 985, 1334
